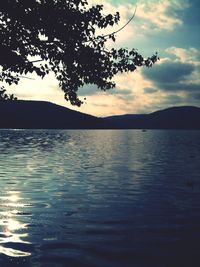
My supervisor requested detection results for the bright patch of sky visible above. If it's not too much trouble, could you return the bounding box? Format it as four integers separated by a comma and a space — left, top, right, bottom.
7, 0, 200, 116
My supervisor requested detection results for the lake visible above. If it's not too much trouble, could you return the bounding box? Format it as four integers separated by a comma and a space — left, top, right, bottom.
0, 129, 200, 267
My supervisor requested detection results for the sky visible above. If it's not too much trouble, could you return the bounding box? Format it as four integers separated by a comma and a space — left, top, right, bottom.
7, 0, 200, 117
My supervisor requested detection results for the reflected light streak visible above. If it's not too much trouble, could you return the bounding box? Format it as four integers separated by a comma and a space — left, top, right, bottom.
0, 191, 31, 257
0, 246, 31, 257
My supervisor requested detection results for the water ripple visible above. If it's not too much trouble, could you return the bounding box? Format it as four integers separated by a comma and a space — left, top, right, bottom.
0, 129, 200, 267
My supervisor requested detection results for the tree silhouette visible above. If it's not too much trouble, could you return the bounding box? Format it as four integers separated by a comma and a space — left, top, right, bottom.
0, 0, 158, 106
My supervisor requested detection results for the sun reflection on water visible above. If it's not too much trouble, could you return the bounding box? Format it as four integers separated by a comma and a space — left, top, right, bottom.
0, 191, 31, 257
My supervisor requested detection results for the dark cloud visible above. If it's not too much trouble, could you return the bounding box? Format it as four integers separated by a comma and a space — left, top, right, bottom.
143, 95, 185, 113
109, 88, 133, 95
105, 88, 134, 102
140, 94, 199, 115
143, 87, 158, 94
143, 61, 194, 84
161, 94, 185, 105
78, 84, 99, 96
78, 84, 133, 97
159, 83, 200, 92
142, 60, 200, 95
193, 93, 200, 100
186, 91, 200, 102
148, 92, 200, 114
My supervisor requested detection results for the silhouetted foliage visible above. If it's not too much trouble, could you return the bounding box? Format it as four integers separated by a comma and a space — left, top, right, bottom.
0, 0, 158, 106
0, 86, 17, 101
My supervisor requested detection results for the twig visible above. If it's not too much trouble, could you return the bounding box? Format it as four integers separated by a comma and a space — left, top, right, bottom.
86, 5, 137, 43
17, 75, 35, 80
103, 5, 137, 38
30, 59, 44, 63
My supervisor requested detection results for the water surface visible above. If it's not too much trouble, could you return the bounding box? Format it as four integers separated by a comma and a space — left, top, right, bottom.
0, 130, 200, 267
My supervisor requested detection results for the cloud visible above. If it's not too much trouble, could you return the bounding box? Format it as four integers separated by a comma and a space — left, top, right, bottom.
162, 83, 200, 92
191, 93, 200, 101
78, 84, 99, 96
78, 83, 133, 97
136, 0, 189, 31
161, 94, 186, 105
143, 87, 158, 94
165, 47, 200, 88
109, 88, 133, 95
166, 47, 199, 63
143, 60, 195, 85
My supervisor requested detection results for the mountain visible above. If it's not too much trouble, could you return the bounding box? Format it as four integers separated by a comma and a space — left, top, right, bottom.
0, 101, 200, 129
0, 100, 107, 129
104, 106, 200, 129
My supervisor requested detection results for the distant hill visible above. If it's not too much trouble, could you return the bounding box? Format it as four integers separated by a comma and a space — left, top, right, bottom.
0, 100, 106, 129
104, 106, 200, 129
0, 101, 200, 129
